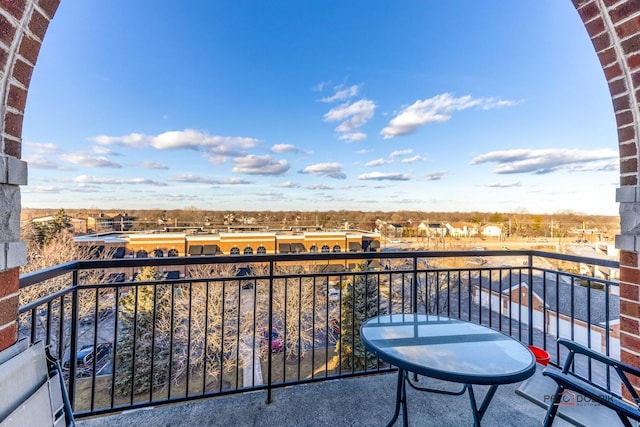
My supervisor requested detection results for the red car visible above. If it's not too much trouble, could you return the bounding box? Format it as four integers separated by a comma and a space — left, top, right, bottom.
263, 329, 284, 352
330, 318, 340, 338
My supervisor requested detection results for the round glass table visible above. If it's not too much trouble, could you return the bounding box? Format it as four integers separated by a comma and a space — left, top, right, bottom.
360, 313, 536, 426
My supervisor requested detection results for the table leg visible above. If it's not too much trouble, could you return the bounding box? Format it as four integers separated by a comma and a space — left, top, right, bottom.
466, 384, 498, 427
386, 368, 408, 427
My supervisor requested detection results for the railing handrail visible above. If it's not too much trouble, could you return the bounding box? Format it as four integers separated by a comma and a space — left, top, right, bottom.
19, 249, 619, 289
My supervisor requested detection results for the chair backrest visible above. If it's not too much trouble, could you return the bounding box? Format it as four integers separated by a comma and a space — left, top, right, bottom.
0, 339, 74, 427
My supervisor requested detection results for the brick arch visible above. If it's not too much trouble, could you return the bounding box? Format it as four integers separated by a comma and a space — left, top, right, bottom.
571, 0, 640, 369
0, 0, 60, 350
0, 2, 638, 371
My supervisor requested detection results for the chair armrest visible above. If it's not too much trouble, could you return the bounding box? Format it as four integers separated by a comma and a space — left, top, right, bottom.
557, 338, 640, 377
542, 368, 640, 419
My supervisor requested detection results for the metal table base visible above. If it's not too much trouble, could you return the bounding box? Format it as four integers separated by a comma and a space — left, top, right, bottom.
387, 368, 499, 427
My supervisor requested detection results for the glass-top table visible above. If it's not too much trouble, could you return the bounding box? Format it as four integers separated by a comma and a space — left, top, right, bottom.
360, 313, 536, 426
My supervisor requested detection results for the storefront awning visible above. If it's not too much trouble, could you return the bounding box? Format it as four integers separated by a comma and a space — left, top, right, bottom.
291, 243, 306, 253
279, 243, 291, 253
349, 242, 362, 252
188, 245, 203, 256
203, 244, 220, 255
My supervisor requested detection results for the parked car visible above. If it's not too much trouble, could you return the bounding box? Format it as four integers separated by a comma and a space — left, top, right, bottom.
64, 342, 113, 376
467, 257, 487, 266
330, 318, 340, 339
328, 288, 340, 302
262, 329, 284, 353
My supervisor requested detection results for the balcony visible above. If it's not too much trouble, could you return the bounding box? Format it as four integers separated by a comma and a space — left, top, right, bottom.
18, 250, 619, 425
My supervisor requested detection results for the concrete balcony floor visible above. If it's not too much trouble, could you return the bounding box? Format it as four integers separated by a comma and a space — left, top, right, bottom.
76, 372, 573, 427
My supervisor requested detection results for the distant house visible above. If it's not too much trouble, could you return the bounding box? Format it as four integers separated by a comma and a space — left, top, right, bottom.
445, 222, 479, 238
70, 218, 87, 234
111, 213, 134, 231
474, 277, 620, 358
417, 222, 447, 237
88, 212, 135, 232
480, 224, 502, 238
388, 223, 404, 237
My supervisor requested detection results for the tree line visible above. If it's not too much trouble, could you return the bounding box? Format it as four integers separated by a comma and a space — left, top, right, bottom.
21, 207, 620, 240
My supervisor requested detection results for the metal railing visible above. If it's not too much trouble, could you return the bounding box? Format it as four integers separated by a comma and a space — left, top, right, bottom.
18, 249, 619, 418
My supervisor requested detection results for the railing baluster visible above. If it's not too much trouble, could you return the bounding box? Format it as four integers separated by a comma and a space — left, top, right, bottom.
266, 260, 274, 404
69, 270, 79, 410
527, 254, 534, 345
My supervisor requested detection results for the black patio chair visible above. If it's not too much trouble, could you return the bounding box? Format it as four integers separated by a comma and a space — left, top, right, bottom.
542, 338, 640, 427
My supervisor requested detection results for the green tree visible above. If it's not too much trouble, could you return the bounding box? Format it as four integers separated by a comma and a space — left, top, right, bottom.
334, 264, 384, 371
29, 208, 73, 246
115, 267, 173, 396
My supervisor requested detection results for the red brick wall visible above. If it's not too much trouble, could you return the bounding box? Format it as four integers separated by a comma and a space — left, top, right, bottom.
0, 0, 59, 351
572, 0, 640, 378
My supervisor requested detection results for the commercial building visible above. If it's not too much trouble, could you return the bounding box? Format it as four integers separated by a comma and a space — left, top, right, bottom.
74, 229, 381, 259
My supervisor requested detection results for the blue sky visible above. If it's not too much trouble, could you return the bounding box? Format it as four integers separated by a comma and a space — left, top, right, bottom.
22, 1, 619, 215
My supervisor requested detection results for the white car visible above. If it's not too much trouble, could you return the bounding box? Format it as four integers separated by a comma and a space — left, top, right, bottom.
328, 288, 340, 302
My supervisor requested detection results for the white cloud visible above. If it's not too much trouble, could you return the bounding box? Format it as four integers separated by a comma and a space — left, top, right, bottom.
338, 132, 367, 142
485, 182, 522, 188
204, 154, 228, 165
275, 181, 300, 188
232, 155, 290, 176
320, 84, 360, 103
312, 81, 330, 92
401, 155, 424, 163
299, 162, 346, 179
217, 177, 254, 185
169, 174, 253, 185
90, 129, 260, 154
358, 172, 411, 181
324, 99, 376, 140
565, 160, 619, 172
59, 153, 122, 168
24, 142, 57, 154
141, 160, 168, 170
390, 149, 413, 158
66, 175, 167, 186
470, 148, 618, 174
25, 155, 69, 170
325, 99, 376, 130
22, 185, 64, 193
92, 146, 121, 156
168, 174, 216, 184
424, 170, 450, 181
271, 143, 311, 154
356, 149, 370, 154
254, 191, 284, 199
306, 184, 334, 190
380, 93, 519, 139
365, 158, 387, 167
90, 132, 147, 147
160, 194, 202, 202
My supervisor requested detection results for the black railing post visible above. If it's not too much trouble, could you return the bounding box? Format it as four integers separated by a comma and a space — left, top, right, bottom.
527, 253, 534, 345
68, 269, 79, 410
266, 260, 274, 404
412, 256, 418, 313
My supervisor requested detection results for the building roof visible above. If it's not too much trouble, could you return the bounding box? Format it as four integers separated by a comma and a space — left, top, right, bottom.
476, 273, 619, 325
